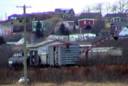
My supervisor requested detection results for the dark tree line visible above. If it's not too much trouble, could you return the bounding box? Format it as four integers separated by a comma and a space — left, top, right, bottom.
59, 23, 69, 35
0, 36, 5, 45
58, 23, 70, 35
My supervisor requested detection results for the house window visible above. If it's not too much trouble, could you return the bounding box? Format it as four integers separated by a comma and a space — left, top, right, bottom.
112, 17, 121, 22
10, 16, 17, 20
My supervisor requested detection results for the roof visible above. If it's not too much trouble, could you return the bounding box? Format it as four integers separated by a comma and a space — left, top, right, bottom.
105, 13, 127, 18
79, 12, 102, 19
0, 20, 10, 24
27, 38, 79, 48
8, 12, 55, 20
55, 8, 75, 15
6, 34, 22, 42
62, 15, 76, 21
6, 38, 24, 45
27, 39, 65, 48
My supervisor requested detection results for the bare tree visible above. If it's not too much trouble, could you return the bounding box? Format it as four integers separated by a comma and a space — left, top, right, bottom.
111, 0, 128, 13
87, 6, 91, 13
119, 0, 128, 12
105, 3, 112, 13
94, 3, 103, 13
111, 4, 118, 13
44, 15, 63, 35
82, 6, 92, 13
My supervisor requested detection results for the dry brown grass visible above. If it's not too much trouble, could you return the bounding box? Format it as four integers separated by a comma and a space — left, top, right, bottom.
1, 64, 128, 86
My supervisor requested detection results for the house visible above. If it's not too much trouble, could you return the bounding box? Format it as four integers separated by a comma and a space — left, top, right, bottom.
8, 14, 32, 32
104, 13, 128, 25
78, 18, 95, 29
104, 13, 128, 34
55, 8, 75, 16
55, 8, 75, 22
8, 12, 55, 32
78, 12, 103, 34
119, 27, 128, 37
78, 12, 102, 27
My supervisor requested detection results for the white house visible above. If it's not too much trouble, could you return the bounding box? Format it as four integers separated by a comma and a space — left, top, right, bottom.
119, 27, 128, 36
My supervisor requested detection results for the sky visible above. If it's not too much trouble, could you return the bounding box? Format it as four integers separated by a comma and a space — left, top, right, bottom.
0, 0, 119, 20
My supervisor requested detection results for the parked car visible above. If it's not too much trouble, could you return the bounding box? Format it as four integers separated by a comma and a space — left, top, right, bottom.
8, 49, 41, 68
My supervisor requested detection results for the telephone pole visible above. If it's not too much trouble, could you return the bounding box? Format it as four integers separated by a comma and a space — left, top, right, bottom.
17, 5, 31, 86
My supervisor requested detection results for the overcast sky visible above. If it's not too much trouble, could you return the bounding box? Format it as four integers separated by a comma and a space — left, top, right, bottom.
0, 0, 119, 20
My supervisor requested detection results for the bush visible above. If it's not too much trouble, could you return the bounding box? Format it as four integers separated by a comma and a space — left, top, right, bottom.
59, 23, 70, 35
0, 36, 5, 45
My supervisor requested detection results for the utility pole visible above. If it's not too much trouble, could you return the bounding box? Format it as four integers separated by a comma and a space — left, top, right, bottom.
16, 5, 31, 86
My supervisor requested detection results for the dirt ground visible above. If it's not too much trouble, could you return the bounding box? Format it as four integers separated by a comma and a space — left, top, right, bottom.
2, 82, 128, 86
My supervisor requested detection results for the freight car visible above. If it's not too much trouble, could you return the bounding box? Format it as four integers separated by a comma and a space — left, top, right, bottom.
80, 46, 123, 65
47, 43, 81, 66
8, 43, 81, 68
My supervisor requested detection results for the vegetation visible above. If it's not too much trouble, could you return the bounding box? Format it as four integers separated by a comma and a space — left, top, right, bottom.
35, 21, 44, 38
60, 23, 70, 35
0, 36, 5, 45
1, 65, 128, 86
55, 23, 70, 35
44, 15, 63, 36
83, 0, 128, 13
